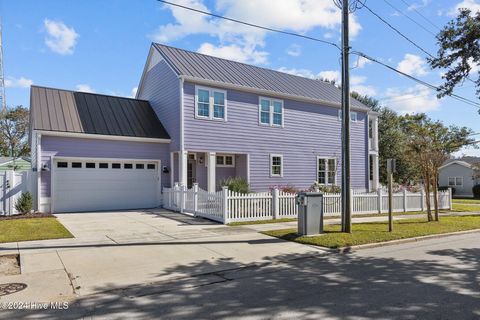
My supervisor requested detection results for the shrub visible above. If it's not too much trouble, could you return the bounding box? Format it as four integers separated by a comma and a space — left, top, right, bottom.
15, 192, 33, 214
473, 185, 480, 199
269, 185, 299, 194
220, 177, 250, 194
309, 181, 341, 193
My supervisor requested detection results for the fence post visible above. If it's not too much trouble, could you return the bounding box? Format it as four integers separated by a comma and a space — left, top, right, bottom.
420, 188, 425, 211
222, 186, 229, 224
179, 184, 186, 213
8, 170, 15, 215
193, 183, 199, 215
377, 188, 382, 214
448, 187, 453, 210
272, 188, 280, 220
403, 189, 408, 212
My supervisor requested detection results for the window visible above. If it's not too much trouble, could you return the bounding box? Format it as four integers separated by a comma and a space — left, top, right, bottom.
216, 154, 235, 167
196, 86, 227, 120
72, 162, 82, 168
99, 163, 108, 169
86, 162, 96, 169
112, 163, 121, 169
57, 162, 68, 168
259, 98, 283, 127
448, 176, 463, 186
270, 155, 283, 177
318, 157, 336, 185
369, 155, 374, 181
124, 163, 133, 169
136, 163, 145, 169
338, 110, 358, 122
147, 164, 156, 169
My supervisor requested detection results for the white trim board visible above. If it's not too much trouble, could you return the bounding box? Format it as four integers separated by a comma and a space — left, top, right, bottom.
36, 130, 171, 144
439, 160, 473, 170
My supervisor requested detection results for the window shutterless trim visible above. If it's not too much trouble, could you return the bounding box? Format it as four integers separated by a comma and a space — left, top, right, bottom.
259, 97, 284, 128
317, 156, 336, 185
195, 85, 227, 121
338, 110, 358, 122
270, 154, 283, 177
215, 154, 235, 167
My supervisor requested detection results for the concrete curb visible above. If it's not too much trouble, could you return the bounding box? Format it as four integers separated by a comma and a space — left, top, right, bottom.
334, 228, 480, 253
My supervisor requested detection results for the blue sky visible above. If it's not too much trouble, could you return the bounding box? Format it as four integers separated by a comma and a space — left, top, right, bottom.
4, 0, 480, 155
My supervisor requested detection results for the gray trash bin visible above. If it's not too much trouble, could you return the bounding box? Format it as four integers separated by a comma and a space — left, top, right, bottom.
297, 192, 324, 236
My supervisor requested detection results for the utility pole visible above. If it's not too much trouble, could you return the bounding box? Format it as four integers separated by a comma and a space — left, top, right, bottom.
0, 20, 5, 112
340, 0, 352, 233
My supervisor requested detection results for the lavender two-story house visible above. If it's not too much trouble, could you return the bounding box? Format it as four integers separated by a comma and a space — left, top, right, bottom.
30, 43, 379, 213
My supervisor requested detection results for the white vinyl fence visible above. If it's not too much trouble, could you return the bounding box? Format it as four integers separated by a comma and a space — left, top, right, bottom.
0, 170, 33, 215
163, 184, 452, 224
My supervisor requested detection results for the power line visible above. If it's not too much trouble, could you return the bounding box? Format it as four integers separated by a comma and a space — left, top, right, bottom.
398, 0, 442, 31
362, 2, 434, 58
157, 0, 480, 109
382, 0, 436, 36
156, 0, 341, 50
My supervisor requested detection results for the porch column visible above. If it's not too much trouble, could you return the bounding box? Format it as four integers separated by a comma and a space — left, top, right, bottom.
179, 150, 188, 187
372, 154, 379, 191
170, 152, 175, 187
207, 152, 216, 192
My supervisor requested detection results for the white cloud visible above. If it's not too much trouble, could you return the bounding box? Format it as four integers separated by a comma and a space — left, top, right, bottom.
5, 77, 33, 88
350, 75, 377, 96
44, 19, 79, 55
151, 0, 363, 65
397, 54, 428, 76
75, 84, 95, 93
407, 0, 430, 11
131, 87, 138, 98
355, 56, 372, 68
198, 42, 268, 64
383, 85, 440, 114
318, 70, 341, 83
277, 67, 317, 78
449, 0, 480, 15
286, 44, 301, 57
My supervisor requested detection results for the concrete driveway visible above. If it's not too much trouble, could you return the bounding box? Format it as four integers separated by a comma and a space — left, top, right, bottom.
0, 209, 324, 303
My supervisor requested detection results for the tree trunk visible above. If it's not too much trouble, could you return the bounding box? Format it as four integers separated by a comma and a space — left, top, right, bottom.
433, 170, 439, 221
424, 170, 433, 221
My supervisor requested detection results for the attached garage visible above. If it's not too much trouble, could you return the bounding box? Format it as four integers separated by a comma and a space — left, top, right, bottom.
53, 158, 161, 213
30, 86, 172, 213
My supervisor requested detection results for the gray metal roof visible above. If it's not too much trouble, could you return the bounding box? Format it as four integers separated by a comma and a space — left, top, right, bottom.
153, 43, 370, 111
443, 157, 480, 167
30, 86, 170, 139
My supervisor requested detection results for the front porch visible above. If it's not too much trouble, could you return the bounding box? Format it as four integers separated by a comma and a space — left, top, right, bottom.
171, 151, 249, 192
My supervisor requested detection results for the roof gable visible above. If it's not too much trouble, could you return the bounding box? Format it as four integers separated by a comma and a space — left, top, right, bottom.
30, 86, 170, 140
153, 43, 370, 111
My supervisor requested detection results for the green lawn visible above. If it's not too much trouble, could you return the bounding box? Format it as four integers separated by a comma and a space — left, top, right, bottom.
0, 217, 73, 243
453, 199, 480, 205
262, 215, 480, 249
452, 203, 480, 212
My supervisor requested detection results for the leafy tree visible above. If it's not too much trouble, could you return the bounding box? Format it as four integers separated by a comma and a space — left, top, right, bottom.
428, 8, 480, 107
0, 106, 30, 158
400, 114, 474, 221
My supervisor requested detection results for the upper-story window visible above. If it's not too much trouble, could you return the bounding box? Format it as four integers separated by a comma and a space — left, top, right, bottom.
195, 86, 227, 121
259, 98, 283, 127
338, 110, 358, 122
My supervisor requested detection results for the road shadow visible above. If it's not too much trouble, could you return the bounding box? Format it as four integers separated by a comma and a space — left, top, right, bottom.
6, 246, 480, 319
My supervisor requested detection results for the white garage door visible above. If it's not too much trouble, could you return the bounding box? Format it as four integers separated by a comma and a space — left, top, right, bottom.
53, 159, 160, 213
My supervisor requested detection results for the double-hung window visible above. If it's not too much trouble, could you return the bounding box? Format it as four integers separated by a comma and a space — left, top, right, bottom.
196, 86, 227, 121
270, 154, 283, 177
338, 110, 358, 122
317, 157, 336, 185
448, 176, 463, 186
259, 98, 283, 127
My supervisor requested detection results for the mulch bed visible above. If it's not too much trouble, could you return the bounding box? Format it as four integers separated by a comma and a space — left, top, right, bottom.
0, 213, 54, 221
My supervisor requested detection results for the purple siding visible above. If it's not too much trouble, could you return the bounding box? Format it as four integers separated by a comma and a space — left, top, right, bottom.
183, 82, 368, 191
138, 59, 180, 151
40, 136, 171, 197
193, 155, 239, 190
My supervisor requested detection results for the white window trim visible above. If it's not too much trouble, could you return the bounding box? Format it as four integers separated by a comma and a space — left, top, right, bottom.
195, 85, 228, 121
216, 154, 235, 168
338, 110, 358, 122
259, 97, 284, 127
448, 176, 463, 186
270, 154, 283, 177
317, 156, 337, 185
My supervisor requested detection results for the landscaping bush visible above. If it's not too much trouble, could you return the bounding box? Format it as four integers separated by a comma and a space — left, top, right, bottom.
473, 185, 480, 199
15, 192, 33, 214
220, 177, 250, 194
309, 182, 341, 193
269, 185, 299, 194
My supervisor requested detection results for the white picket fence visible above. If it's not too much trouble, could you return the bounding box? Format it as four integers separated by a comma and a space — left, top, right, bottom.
0, 170, 33, 215
163, 184, 452, 224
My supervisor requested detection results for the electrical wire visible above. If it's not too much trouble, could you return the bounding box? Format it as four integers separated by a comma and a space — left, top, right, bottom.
382, 0, 436, 36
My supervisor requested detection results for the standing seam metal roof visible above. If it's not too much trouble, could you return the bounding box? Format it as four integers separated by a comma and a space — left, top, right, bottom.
153, 43, 370, 110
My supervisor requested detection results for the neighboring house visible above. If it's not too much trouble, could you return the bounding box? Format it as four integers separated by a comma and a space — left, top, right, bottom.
439, 157, 480, 197
30, 43, 379, 213
0, 157, 31, 171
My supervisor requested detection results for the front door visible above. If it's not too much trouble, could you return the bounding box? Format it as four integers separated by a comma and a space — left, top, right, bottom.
187, 159, 196, 189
